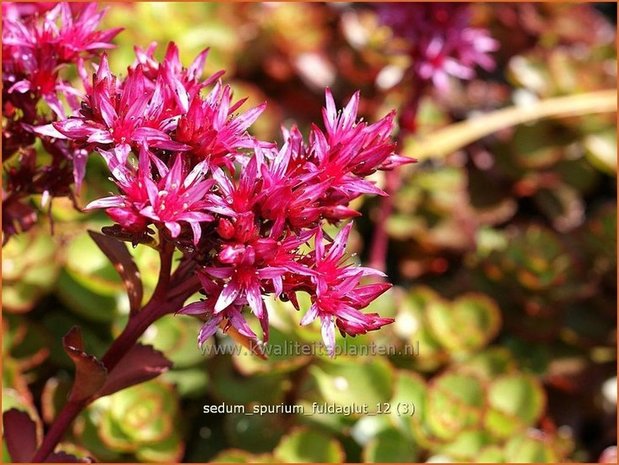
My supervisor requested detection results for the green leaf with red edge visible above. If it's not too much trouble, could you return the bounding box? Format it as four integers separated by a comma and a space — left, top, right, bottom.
274, 428, 345, 463
88, 230, 143, 314
454, 347, 518, 381
363, 428, 418, 463
426, 293, 502, 354
135, 432, 184, 462
210, 449, 274, 463
484, 373, 546, 439
503, 433, 559, 462
63, 327, 108, 403
388, 371, 427, 446
436, 430, 493, 461
425, 372, 486, 441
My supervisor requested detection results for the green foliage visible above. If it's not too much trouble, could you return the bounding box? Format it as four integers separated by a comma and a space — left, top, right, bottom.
77, 380, 183, 462
274, 428, 345, 462
2, 226, 60, 313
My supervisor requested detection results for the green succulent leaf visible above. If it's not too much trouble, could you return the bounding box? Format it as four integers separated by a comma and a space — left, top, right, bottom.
2, 228, 59, 313
140, 315, 204, 369
395, 287, 446, 370
274, 428, 345, 463
363, 428, 418, 463
485, 374, 546, 438
503, 433, 559, 462
208, 355, 287, 405
210, 449, 274, 463
65, 230, 125, 296
56, 269, 120, 323
455, 348, 518, 381
310, 357, 394, 409
351, 415, 393, 446
426, 372, 486, 440
477, 445, 504, 462
389, 370, 427, 438
224, 412, 287, 453
135, 432, 184, 462
98, 410, 135, 452
81, 380, 181, 462
162, 368, 209, 398
436, 430, 493, 461
426, 294, 501, 354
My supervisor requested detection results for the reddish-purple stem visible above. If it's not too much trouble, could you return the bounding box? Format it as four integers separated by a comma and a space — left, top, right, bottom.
31, 241, 199, 462
368, 83, 426, 272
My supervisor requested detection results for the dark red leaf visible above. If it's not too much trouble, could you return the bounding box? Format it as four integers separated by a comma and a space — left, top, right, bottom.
97, 343, 172, 398
88, 230, 144, 315
63, 327, 108, 402
3, 409, 37, 462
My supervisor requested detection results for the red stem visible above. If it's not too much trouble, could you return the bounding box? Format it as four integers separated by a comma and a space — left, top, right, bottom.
150, 237, 175, 303
31, 400, 83, 462
368, 83, 426, 272
31, 241, 199, 462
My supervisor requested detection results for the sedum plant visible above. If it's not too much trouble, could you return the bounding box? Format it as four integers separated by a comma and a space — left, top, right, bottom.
3, 2, 615, 463
2, 2, 409, 462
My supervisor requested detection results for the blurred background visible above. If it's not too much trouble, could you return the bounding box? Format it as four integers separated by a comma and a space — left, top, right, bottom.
2, 2, 617, 463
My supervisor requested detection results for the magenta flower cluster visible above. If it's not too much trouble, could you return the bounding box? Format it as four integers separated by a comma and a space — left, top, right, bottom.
376, 2, 498, 90
2, 2, 121, 241
15, 4, 410, 354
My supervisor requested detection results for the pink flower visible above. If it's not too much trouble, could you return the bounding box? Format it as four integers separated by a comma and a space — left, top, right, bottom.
261, 90, 411, 230
85, 146, 215, 244
2, 3, 57, 20
199, 227, 314, 342
375, 3, 498, 90
175, 90, 404, 350
52, 54, 190, 152
179, 274, 257, 346
41, 33, 402, 353
313, 89, 412, 184
176, 83, 266, 170
133, 42, 218, 103
2, 1, 120, 241
3, 2, 121, 116
48, 40, 267, 172
299, 223, 393, 355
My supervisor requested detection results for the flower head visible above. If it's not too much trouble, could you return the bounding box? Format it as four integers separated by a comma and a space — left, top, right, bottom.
3, 2, 121, 116
85, 146, 215, 244
175, 82, 266, 170
376, 3, 498, 90
178, 274, 257, 347
2, 2, 120, 241
52, 54, 190, 152
48, 41, 266, 170
48, 38, 402, 355
299, 223, 393, 355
